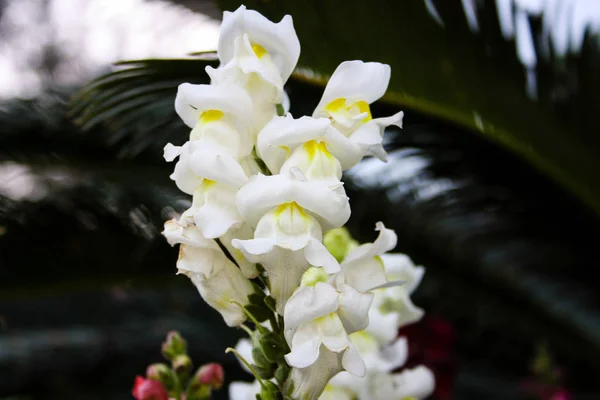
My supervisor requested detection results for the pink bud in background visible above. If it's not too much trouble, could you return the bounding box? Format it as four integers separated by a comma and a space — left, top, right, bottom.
132, 376, 169, 400
196, 363, 225, 389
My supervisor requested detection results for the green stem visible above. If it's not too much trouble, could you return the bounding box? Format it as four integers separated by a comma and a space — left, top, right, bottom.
231, 300, 268, 334
225, 348, 266, 389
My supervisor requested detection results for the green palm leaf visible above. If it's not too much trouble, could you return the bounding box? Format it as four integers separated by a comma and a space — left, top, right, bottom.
69, 55, 218, 158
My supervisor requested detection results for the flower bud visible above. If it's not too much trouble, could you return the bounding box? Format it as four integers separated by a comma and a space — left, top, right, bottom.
260, 380, 282, 400
132, 376, 169, 400
161, 330, 187, 361
196, 362, 225, 389
146, 363, 176, 392
323, 227, 358, 262
173, 354, 193, 381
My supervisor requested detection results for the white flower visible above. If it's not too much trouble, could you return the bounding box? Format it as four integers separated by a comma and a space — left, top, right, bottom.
229, 380, 261, 400
373, 253, 425, 328
324, 365, 435, 400
313, 60, 404, 165
233, 201, 340, 314
217, 5, 300, 88
207, 6, 299, 130
175, 82, 254, 157
349, 331, 408, 372
257, 114, 392, 172
283, 282, 373, 399
388, 366, 436, 400
165, 138, 249, 190
236, 170, 350, 230
318, 384, 355, 400
255, 116, 345, 187
332, 222, 397, 293
163, 219, 255, 327
179, 179, 242, 239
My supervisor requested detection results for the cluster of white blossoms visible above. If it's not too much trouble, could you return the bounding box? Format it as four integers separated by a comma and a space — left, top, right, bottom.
162, 5, 434, 400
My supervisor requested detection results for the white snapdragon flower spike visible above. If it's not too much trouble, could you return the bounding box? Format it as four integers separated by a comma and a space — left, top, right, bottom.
283, 282, 373, 400
233, 170, 348, 313
163, 220, 255, 327
373, 253, 425, 327
313, 61, 404, 167
332, 222, 397, 293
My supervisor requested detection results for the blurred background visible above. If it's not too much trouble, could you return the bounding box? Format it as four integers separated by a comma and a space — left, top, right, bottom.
0, 0, 599, 399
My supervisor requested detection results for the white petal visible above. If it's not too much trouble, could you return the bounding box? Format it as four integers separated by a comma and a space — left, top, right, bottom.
287, 347, 344, 400
341, 343, 366, 377
256, 115, 331, 174
336, 284, 373, 334
323, 125, 368, 170
378, 336, 409, 372
189, 146, 248, 187
347, 120, 387, 161
187, 181, 242, 239
285, 323, 322, 368
392, 366, 436, 399
163, 143, 181, 162
284, 282, 339, 334
234, 245, 311, 315
342, 222, 397, 265
233, 33, 283, 89
365, 307, 401, 345
314, 61, 391, 116
229, 380, 261, 400
315, 313, 349, 353
162, 219, 218, 249
236, 172, 350, 230
252, 202, 322, 252
221, 224, 259, 278
188, 259, 255, 327
334, 255, 387, 293
232, 237, 276, 258
318, 384, 356, 400
280, 140, 343, 184
170, 142, 203, 195
219, 5, 300, 82
381, 253, 425, 294
174, 82, 252, 129
305, 238, 341, 274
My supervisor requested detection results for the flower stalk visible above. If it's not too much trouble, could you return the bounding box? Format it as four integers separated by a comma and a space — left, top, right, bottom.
161, 5, 435, 400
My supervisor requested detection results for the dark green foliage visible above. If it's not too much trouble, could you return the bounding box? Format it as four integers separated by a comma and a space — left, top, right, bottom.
221, 0, 600, 216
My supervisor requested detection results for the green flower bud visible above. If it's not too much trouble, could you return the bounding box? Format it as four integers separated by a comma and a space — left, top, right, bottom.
259, 381, 282, 400
145, 363, 176, 392
172, 354, 193, 382
323, 227, 358, 262
161, 331, 187, 361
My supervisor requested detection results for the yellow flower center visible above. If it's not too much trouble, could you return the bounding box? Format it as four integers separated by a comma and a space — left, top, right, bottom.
251, 43, 267, 59
303, 140, 333, 161
275, 201, 307, 218
324, 97, 372, 124
199, 109, 224, 124
200, 179, 216, 190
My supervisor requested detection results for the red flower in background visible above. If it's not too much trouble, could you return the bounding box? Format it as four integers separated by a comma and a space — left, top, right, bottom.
132, 376, 169, 400
399, 315, 457, 400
